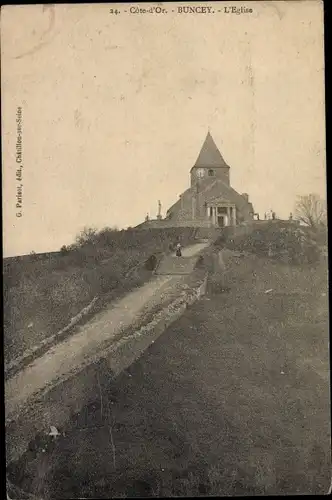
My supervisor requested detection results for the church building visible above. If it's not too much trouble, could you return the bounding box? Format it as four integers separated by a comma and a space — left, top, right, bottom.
165, 132, 254, 227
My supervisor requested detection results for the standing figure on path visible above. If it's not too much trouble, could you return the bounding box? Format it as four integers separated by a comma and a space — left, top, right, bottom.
176, 242, 182, 257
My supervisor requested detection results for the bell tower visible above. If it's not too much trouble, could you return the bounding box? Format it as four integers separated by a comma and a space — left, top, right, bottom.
190, 131, 230, 187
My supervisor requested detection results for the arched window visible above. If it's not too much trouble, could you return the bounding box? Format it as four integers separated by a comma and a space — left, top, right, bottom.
208, 169, 214, 177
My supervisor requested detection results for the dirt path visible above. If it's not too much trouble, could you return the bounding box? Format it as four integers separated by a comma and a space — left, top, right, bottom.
180, 243, 209, 257
5, 242, 209, 422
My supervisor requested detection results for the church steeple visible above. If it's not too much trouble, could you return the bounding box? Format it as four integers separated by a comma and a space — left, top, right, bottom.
191, 131, 230, 186
193, 131, 229, 169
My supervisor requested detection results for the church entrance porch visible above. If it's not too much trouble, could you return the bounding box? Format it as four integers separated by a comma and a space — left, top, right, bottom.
206, 202, 236, 227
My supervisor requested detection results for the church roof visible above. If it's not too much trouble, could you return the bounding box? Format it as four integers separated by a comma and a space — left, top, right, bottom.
166, 178, 253, 216
192, 131, 229, 170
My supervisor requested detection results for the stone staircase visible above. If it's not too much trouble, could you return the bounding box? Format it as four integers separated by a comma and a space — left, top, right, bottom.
155, 255, 199, 275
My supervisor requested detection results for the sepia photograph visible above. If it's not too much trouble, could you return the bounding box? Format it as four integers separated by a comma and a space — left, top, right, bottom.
2, 1, 330, 498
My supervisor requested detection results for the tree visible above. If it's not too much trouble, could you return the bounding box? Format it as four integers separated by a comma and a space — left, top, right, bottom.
294, 194, 327, 229
75, 226, 98, 246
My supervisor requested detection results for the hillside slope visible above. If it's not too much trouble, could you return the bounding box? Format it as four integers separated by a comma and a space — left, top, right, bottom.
4, 228, 197, 366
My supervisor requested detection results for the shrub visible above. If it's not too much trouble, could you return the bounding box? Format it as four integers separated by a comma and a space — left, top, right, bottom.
60, 245, 69, 255
222, 223, 322, 265
145, 254, 158, 271
29, 251, 39, 262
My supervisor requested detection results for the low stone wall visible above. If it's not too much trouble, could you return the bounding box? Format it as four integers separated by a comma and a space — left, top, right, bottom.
6, 272, 208, 465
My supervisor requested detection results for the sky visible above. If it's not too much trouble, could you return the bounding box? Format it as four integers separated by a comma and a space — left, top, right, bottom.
2, 1, 326, 257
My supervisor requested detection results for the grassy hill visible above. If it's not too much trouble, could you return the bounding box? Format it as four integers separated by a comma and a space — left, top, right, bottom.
215, 220, 326, 265
8, 245, 329, 497
4, 227, 197, 368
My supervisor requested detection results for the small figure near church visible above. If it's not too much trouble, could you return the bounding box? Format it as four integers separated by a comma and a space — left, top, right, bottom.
145, 213, 149, 222
176, 242, 182, 257
289, 212, 293, 221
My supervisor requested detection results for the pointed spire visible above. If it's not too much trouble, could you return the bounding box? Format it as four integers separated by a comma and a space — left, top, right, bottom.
193, 131, 229, 169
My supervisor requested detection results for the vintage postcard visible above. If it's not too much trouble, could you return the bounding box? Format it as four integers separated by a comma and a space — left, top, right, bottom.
2, 1, 330, 498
